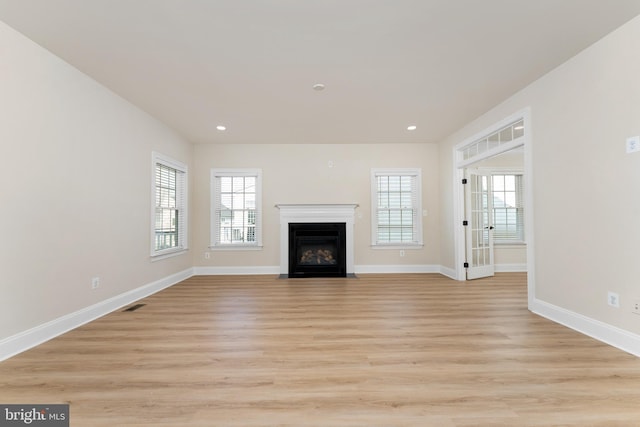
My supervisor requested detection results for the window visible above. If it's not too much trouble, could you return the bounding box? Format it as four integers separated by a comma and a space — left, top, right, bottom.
151, 152, 188, 257
211, 169, 262, 249
371, 168, 423, 248
491, 173, 525, 244
462, 119, 524, 161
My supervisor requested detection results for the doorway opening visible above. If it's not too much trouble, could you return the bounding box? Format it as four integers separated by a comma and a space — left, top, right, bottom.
452, 108, 535, 303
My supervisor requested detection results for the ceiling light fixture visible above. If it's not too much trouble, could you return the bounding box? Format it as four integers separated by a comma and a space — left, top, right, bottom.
407, 125, 417, 131
216, 125, 226, 131
312, 83, 325, 91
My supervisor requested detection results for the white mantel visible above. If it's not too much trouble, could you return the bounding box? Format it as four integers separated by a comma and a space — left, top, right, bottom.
276, 204, 358, 276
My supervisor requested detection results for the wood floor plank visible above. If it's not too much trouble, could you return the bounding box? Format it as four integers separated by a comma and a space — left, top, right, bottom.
1, 273, 639, 426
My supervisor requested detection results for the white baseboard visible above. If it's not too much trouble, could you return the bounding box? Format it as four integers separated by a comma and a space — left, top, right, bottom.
495, 263, 527, 272
193, 266, 280, 276
530, 298, 640, 357
354, 264, 441, 274
194, 265, 448, 276
438, 265, 458, 280
0, 268, 194, 362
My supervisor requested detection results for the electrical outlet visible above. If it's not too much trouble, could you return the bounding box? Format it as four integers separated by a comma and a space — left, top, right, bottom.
399, 250, 405, 257
204, 252, 211, 259
608, 291, 620, 308
632, 299, 640, 315
626, 136, 640, 153
91, 277, 100, 289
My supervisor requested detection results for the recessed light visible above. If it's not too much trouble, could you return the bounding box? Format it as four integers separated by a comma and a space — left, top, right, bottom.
312, 83, 325, 91
407, 125, 417, 131
216, 125, 226, 131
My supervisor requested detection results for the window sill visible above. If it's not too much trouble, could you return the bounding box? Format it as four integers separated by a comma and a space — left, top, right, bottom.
494, 242, 527, 248
209, 245, 263, 251
150, 248, 188, 262
371, 243, 424, 250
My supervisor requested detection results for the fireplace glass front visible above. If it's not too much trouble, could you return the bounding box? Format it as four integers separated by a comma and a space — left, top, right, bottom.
288, 223, 346, 278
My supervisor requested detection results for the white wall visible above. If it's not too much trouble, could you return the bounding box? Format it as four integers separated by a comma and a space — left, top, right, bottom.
0, 21, 193, 341
192, 143, 440, 272
439, 15, 640, 337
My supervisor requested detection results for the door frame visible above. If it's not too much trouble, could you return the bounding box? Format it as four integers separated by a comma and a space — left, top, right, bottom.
452, 107, 535, 305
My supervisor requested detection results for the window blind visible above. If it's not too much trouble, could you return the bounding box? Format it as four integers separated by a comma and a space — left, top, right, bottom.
371, 169, 422, 246
152, 153, 187, 256
491, 174, 524, 243
211, 169, 262, 247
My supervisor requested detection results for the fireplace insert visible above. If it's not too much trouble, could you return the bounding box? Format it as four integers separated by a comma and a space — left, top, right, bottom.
288, 222, 346, 278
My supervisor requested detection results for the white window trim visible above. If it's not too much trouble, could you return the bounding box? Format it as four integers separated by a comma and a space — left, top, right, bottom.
370, 168, 424, 249
151, 152, 188, 258
210, 168, 263, 250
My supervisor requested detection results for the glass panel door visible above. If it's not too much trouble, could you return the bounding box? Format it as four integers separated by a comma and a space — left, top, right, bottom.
465, 170, 495, 280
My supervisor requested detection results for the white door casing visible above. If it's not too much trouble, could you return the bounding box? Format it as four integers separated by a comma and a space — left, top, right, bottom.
452, 108, 533, 301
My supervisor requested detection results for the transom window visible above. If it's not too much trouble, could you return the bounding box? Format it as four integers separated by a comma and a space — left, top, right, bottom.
151, 153, 188, 257
371, 168, 423, 248
211, 169, 262, 249
462, 119, 524, 161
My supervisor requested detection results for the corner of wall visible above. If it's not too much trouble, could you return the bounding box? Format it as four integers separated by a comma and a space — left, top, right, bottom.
530, 298, 640, 358
0, 268, 194, 362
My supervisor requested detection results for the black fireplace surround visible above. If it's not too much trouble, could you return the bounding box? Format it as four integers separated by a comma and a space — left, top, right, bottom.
288, 222, 347, 278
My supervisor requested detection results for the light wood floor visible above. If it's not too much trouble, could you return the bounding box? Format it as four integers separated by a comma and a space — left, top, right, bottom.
1, 273, 639, 426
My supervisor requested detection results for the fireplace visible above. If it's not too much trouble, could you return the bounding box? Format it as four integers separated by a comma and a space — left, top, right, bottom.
276, 204, 358, 278
289, 223, 346, 278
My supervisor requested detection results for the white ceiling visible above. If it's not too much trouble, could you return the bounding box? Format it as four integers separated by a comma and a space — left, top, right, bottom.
1, 0, 640, 145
